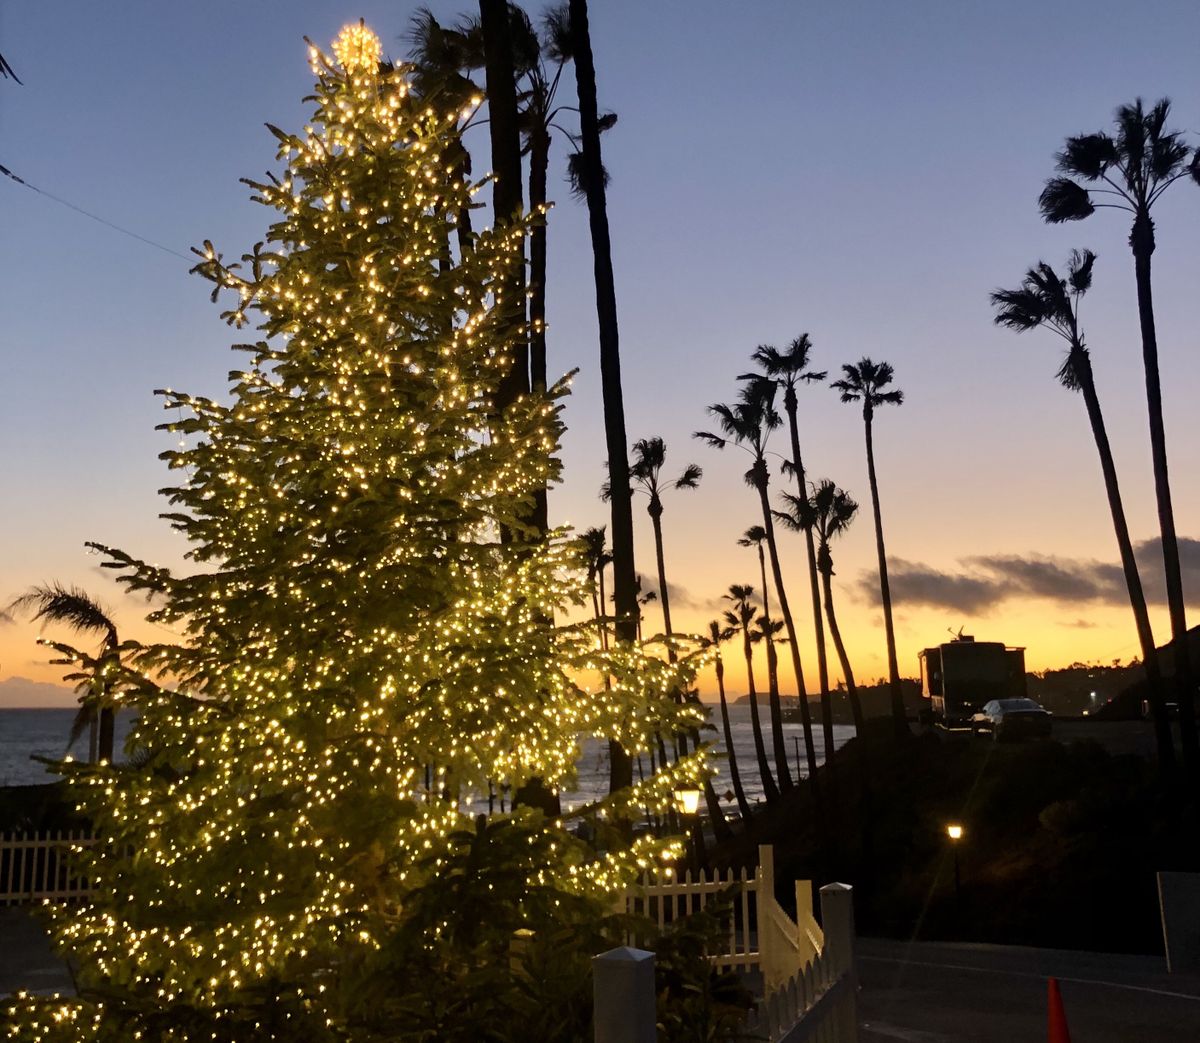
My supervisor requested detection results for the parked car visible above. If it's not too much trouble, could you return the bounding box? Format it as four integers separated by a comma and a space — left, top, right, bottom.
970, 698, 1052, 742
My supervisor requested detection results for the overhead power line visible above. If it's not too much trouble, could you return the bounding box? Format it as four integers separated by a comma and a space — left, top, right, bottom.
0, 161, 191, 262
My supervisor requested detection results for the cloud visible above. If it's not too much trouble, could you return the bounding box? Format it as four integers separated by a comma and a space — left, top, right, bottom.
856, 536, 1200, 614
1059, 619, 1098, 629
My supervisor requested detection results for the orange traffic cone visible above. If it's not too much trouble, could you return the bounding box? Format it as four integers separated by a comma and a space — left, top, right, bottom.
1047, 977, 1072, 1043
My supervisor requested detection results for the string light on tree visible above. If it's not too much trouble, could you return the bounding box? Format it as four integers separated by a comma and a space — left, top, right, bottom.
4, 24, 708, 1042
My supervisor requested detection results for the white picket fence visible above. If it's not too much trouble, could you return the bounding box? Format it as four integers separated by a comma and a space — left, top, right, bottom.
615, 844, 858, 1043
0, 831, 95, 905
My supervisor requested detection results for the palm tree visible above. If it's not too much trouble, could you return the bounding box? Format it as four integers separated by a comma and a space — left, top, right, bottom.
704, 619, 752, 824
9, 584, 121, 762
831, 358, 907, 735
567, 0, 636, 794
625, 438, 701, 643
405, 9, 485, 260
737, 526, 784, 758
698, 384, 813, 787
722, 584, 778, 804
1040, 98, 1200, 770
742, 336, 833, 760
782, 482, 867, 737
991, 250, 1178, 768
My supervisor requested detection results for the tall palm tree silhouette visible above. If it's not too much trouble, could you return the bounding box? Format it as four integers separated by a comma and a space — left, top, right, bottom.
10, 584, 122, 762
743, 336, 833, 759
624, 438, 701, 647
581, 526, 611, 650
704, 618, 752, 824
781, 482, 867, 737
991, 250, 1178, 768
697, 384, 812, 789
568, 0, 637, 794
738, 525, 784, 759
1040, 99, 1200, 772
832, 359, 907, 735
722, 584, 778, 804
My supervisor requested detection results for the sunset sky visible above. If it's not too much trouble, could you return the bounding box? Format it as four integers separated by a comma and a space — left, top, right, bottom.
2, 1, 1199, 708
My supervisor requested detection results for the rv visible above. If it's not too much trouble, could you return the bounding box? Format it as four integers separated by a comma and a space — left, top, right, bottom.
919, 635, 1026, 726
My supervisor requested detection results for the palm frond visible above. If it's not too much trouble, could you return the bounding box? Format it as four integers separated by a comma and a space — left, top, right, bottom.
1067, 248, 1096, 294
675, 462, 702, 490
0, 51, 20, 83
8, 584, 118, 647
1055, 133, 1117, 180
737, 525, 766, 547
541, 2, 573, 64
990, 286, 1046, 331
1039, 177, 1094, 223
693, 430, 726, 450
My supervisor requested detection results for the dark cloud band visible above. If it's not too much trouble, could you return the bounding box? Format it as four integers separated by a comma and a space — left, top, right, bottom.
856, 537, 1200, 613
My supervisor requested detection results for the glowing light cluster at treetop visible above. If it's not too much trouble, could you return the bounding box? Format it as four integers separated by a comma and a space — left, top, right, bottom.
3, 25, 708, 1041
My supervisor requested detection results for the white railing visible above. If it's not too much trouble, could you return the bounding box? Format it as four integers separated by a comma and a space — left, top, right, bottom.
607, 846, 858, 1043
742, 882, 858, 1042
622, 844, 823, 990
0, 831, 95, 905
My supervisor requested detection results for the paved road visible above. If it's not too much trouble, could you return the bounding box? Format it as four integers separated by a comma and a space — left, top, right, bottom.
858, 937, 1200, 1041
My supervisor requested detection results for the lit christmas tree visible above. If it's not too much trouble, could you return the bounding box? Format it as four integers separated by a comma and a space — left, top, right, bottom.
6, 24, 706, 1041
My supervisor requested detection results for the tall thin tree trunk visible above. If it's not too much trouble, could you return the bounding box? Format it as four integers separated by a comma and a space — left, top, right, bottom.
822, 562, 865, 735
569, 0, 634, 794
754, 543, 785, 783
1076, 352, 1175, 769
479, 0, 528, 413
717, 654, 754, 823
784, 390, 835, 761
755, 479, 812, 786
481, 0, 558, 816
528, 124, 551, 533
863, 409, 907, 735
741, 626, 779, 804
650, 501, 689, 758
1131, 215, 1198, 773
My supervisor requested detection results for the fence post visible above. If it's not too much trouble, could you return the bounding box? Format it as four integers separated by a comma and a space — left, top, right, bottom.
593, 946, 656, 1043
819, 882, 858, 1042
757, 844, 776, 985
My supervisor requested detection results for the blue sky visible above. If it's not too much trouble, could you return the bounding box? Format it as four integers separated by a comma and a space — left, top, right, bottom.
2, 1, 1199, 703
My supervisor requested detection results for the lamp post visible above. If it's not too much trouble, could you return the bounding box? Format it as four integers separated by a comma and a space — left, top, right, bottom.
946, 823, 964, 908
674, 788, 702, 869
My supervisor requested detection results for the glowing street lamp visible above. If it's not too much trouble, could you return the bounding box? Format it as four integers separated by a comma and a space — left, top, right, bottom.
946, 823, 965, 905
674, 788, 702, 817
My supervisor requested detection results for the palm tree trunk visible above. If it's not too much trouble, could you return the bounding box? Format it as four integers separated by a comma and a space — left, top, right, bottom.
717, 655, 754, 823
740, 628, 779, 804
754, 544, 786, 783
863, 409, 908, 735
650, 503, 690, 759
479, 0, 528, 413
1075, 352, 1175, 769
88, 716, 98, 764
98, 707, 115, 763
755, 479, 811, 786
528, 123, 551, 534
784, 391, 835, 762
1130, 216, 1198, 774
822, 563, 865, 735
569, 0, 635, 794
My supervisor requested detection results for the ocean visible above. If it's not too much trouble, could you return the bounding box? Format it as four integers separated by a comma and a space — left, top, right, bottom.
0, 705, 852, 811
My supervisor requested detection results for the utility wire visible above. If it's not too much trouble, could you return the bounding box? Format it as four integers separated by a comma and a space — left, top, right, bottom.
1, 160, 191, 262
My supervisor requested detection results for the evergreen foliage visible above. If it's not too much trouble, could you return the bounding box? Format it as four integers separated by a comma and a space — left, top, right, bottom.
4, 26, 706, 1041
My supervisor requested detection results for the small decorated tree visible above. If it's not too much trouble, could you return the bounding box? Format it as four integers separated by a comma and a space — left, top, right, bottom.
5, 24, 705, 1041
